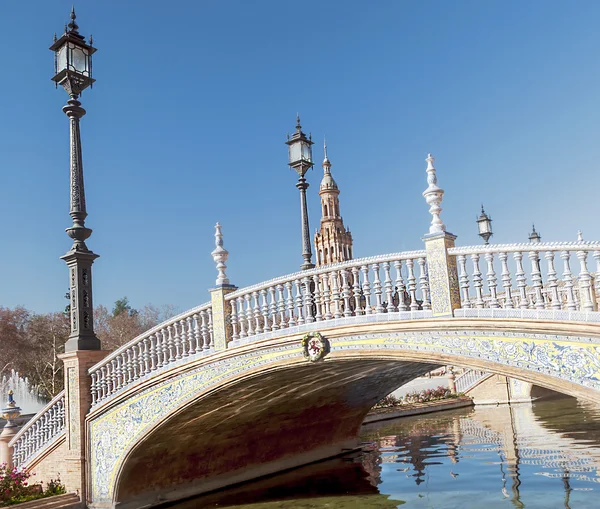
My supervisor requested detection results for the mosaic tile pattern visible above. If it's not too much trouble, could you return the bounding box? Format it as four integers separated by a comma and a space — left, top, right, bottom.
88, 329, 600, 505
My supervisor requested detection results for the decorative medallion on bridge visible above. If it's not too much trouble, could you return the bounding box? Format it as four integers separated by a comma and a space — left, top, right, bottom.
301, 332, 330, 362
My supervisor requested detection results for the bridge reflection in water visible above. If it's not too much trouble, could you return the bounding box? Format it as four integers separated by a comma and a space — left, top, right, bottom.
170, 397, 600, 509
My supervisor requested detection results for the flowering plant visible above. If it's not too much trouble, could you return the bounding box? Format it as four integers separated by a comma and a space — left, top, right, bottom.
0, 463, 31, 502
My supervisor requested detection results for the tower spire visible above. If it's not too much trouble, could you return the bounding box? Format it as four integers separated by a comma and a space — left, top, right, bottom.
314, 141, 353, 267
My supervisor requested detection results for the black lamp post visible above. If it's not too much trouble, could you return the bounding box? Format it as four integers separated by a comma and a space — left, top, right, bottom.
286, 116, 315, 270
50, 8, 100, 351
477, 205, 493, 245
529, 224, 541, 243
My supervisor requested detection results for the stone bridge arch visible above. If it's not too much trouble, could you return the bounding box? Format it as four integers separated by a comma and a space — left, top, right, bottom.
86, 319, 600, 508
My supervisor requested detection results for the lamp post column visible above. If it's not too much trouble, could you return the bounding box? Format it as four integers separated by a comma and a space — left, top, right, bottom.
61, 96, 101, 352
297, 176, 314, 270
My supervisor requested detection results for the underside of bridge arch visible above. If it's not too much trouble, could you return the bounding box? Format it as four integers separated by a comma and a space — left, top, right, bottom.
114, 358, 433, 508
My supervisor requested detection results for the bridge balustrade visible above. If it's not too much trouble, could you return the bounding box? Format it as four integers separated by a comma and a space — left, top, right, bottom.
455, 370, 491, 394
10, 391, 65, 468
450, 242, 600, 320
225, 251, 430, 342
88, 303, 213, 407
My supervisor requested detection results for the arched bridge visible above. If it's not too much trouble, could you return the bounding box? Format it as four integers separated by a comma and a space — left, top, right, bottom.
9, 234, 600, 508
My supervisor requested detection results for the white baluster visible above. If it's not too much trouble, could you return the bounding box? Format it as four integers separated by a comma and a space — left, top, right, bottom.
577, 250, 595, 311
545, 252, 561, 310
528, 251, 545, 309
294, 279, 305, 325
352, 266, 363, 315
286, 282, 296, 326
200, 310, 209, 350
498, 252, 513, 309
245, 294, 255, 336
471, 254, 484, 308
406, 259, 419, 311
360, 265, 371, 314
303, 276, 315, 323
394, 260, 407, 311
371, 263, 384, 313
207, 309, 214, 348
457, 255, 471, 309
253, 291, 262, 333
237, 298, 247, 338
514, 252, 529, 309
259, 289, 270, 331
484, 252, 499, 308
383, 262, 394, 313
179, 320, 188, 358
277, 284, 286, 328
594, 251, 600, 297
340, 270, 353, 317
312, 275, 323, 321
125, 349, 133, 384
192, 314, 202, 352
418, 258, 431, 310
91, 372, 98, 405
268, 287, 279, 330
230, 298, 240, 340
167, 326, 175, 363
331, 271, 343, 318
142, 337, 150, 375
322, 273, 333, 320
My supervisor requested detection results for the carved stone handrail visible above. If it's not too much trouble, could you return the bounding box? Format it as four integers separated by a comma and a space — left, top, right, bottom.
455, 370, 492, 394
448, 241, 600, 255
226, 250, 430, 342
88, 302, 212, 407
450, 242, 600, 313
10, 391, 65, 468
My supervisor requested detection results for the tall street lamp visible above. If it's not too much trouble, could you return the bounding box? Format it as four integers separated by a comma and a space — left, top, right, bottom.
477, 205, 493, 244
528, 224, 541, 243
286, 116, 315, 270
50, 8, 100, 351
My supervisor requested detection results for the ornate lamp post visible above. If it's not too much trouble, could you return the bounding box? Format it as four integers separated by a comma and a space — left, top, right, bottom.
529, 224, 541, 243
477, 205, 493, 244
50, 8, 100, 351
286, 116, 315, 270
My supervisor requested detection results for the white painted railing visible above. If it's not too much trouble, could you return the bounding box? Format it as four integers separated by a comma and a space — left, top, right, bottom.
225, 250, 430, 342
455, 370, 492, 394
449, 242, 600, 313
10, 391, 65, 468
89, 302, 213, 407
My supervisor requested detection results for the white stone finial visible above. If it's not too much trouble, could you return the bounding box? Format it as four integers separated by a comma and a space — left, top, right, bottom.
578, 230, 584, 242
422, 153, 446, 234
211, 222, 229, 286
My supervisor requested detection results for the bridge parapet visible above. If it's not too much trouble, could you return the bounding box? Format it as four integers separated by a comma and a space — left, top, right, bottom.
449, 241, 600, 315
226, 250, 429, 343
10, 391, 65, 469
88, 302, 213, 408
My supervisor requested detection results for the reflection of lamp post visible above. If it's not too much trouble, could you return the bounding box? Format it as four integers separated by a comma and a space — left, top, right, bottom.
477, 205, 493, 244
286, 116, 315, 270
0, 391, 22, 469
50, 8, 101, 351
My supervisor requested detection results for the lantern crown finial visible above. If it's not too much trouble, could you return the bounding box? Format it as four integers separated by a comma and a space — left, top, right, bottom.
296, 114, 302, 132
68, 6, 80, 35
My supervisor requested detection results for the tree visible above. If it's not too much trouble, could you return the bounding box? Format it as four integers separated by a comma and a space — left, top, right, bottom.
112, 297, 137, 318
21, 313, 69, 400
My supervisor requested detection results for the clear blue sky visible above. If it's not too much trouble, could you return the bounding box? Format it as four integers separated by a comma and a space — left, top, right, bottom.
0, 1, 598, 314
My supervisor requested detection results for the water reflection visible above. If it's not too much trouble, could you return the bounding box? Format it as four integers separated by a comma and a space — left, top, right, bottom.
167, 397, 600, 508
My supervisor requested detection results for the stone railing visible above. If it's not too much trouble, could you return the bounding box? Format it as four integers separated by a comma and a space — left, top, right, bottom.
10, 391, 65, 469
225, 250, 430, 342
89, 302, 213, 407
455, 370, 492, 394
449, 242, 600, 317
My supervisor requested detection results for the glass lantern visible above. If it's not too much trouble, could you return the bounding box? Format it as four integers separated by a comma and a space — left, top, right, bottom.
50, 22, 96, 96
477, 206, 493, 244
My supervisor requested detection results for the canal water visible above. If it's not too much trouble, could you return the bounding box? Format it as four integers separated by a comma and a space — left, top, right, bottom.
168, 396, 600, 508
